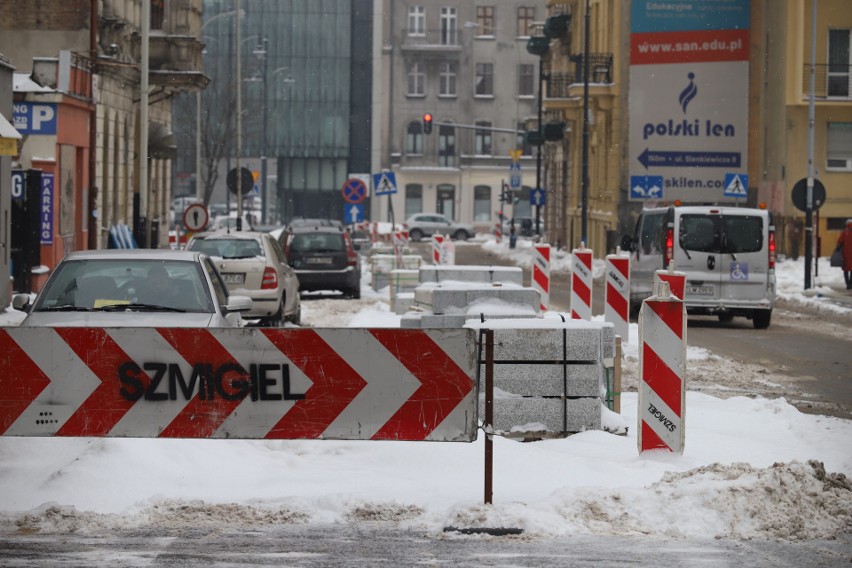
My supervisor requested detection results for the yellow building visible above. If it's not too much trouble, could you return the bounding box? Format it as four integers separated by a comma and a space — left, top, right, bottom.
541, 0, 852, 260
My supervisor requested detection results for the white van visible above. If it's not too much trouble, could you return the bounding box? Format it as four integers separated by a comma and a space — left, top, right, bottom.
622, 205, 776, 328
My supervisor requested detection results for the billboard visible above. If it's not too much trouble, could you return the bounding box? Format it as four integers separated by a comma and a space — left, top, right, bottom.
629, 1, 750, 203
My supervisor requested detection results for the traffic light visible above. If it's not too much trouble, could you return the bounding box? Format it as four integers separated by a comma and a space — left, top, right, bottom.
423, 113, 433, 135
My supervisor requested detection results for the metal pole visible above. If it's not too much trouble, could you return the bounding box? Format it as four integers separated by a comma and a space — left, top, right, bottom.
260, 37, 268, 224
535, 58, 543, 237
195, 90, 202, 201
580, 0, 590, 247
235, 0, 243, 231
484, 329, 494, 505
804, 0, 817, 289
140, 0, 150, 247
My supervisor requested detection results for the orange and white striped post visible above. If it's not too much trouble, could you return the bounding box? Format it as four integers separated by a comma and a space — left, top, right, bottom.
532, 243, 551, 311
654, 260, 686, 300
495, 221, 502, 243
605, 247, 630, 342
638, 279, 686, 454
570, 244, 593, 320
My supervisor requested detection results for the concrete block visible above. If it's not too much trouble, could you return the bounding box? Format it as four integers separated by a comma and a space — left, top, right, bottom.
392, 294, 416, 315
431, 289, 471, 314
479, 363, 601, 397
488, 397, 601, 434
420, 314, 468, 328
492, 328, 602, 361
400, 313, 423, 328
419, 265, 523, 285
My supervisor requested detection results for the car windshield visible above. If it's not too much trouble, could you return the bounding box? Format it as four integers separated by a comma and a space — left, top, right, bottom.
34, 259, 214, 313
190, 238, 263, 259
290, 233, 345, 252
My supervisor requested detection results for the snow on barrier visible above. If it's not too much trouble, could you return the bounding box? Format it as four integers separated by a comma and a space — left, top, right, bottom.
654, 261, 685, 300
532, 243, 551, 311
0, 327, 477, 442
638, 279, 686, 454
604, 248, 630, 342
570, 244, 593, 320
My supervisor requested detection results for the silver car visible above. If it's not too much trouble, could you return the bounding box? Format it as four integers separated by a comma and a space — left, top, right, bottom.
187, 231, 301, 326
14, 250, 252, 328
403, 213, 475, 242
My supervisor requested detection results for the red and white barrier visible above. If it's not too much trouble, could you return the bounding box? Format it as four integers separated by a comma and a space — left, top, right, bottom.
0, 327, 477, 441
570, 245, 593, 320
638, 279, 686, 454
654, 261, 685, 300
432, 234, 445, 265
604, 248, 630, 342
495, 221, 502, 243
532, 244, 551, 311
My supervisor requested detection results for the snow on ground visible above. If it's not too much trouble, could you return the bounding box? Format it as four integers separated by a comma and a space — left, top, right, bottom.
0, 245, 850, 542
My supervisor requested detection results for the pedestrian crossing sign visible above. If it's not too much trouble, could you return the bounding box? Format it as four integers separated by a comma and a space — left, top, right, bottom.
372, 171, 398, 196
724, 173, 748, 198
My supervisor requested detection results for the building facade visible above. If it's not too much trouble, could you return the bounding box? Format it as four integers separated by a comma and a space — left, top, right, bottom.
0, 0, 207, 261
377, 0, 547, 233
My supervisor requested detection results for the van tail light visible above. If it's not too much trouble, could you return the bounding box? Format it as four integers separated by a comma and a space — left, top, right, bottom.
664, 227, 674, 268
262, 267, 278, 289
768, 230, 776, 269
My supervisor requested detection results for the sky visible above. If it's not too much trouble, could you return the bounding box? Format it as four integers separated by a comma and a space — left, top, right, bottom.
0, 241, 849, 543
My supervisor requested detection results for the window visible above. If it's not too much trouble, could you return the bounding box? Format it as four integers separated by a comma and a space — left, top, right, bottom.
517, 122, 532, 155
437, 184, 455, 219
518, 63, 535, 97
407, 62, 425, 96
438, 124, 456, 167
151, 0, 165, 30
474, 185, 491, 221
517, 7, 535, 37
475, 63, 494, 96
406, 121, 423, 155
408, 5, 425, 36
827, 122, 852, 170
439, 62, 457, 96
405, 184, 423, 217
440, 7, 457, 45
476, 6, 495, 36
829, 29, 851, 98
475, 121, 492, 155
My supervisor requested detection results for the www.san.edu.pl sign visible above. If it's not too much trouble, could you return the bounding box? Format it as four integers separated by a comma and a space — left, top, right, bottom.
628, 0, 749, 204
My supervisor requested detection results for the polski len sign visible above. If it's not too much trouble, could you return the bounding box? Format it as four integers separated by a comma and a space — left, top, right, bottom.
629, 1, 749, 203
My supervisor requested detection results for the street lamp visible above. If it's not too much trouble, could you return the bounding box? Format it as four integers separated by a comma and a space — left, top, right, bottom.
252, 37, 269, 224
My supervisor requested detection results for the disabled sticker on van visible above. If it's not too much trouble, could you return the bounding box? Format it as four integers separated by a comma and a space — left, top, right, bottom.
730, 262, 749, 281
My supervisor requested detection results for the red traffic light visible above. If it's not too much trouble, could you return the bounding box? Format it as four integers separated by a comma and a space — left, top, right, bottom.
423, 113, 433, 134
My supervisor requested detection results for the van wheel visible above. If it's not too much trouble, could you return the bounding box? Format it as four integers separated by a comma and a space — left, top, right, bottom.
753, 309, 772, 329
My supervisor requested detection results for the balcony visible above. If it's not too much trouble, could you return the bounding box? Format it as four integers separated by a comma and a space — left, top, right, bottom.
547, 53, 614, 98
400, 28, 471, 54
148, 33, 208, 92
802, 64, 852, 100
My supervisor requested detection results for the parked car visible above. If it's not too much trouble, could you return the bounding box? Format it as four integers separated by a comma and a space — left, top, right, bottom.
13, 250, 252, 327
497, 216, 544, 237
621, 205, 776, 329
278, 225, 362, 298
403, 213, 475, 241
186, 231, 301, 325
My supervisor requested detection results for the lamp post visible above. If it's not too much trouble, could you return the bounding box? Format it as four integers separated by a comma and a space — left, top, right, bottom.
580, 0, 591, 246
253, 37, 268, 224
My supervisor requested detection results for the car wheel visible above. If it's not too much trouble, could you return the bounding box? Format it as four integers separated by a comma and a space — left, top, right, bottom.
266, 303, 284, 327
752, 309, 772, 329
409, 228, 424, 242
453, 229, 469, 241
289, 305, 301, 326
348, 286, 361, 300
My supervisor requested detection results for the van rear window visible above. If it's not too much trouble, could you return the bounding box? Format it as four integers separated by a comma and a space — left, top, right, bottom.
679, 214, 763, 254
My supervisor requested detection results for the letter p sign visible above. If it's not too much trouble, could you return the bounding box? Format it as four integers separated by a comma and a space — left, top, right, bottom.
32, 105, 55, 131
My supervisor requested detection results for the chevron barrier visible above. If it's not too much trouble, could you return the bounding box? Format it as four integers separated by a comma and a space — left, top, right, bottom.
0, 327, 477, 442
532, 243, 551, 311
638, 280, 686, 454
570, 245, 593, 320
604, 249, 630, 342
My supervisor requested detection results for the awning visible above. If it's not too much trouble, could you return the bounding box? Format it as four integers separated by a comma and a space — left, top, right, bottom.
0, 112, 21, 156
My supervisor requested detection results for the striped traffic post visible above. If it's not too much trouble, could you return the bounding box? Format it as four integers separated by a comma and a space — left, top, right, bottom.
638, 279, 687, 454
532, 243, 551, 311
495, 220, 502, 243
604, 247, 630, 342
432, 233, 445, 265
654, 260, 686, 300
570, 244, 593, 320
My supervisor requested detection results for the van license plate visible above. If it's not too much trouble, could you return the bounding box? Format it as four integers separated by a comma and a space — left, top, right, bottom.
687, 285, 714, 296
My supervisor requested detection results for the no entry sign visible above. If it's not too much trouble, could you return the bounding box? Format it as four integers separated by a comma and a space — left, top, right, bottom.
0, 327, 477, 441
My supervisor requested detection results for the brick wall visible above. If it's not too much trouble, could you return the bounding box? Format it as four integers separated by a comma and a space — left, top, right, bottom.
0, 0, 89, 30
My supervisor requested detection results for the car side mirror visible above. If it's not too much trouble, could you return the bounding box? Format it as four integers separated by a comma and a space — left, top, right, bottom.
225, 295, 252, 312
12, 293, 32, 312
620, 235, 633, 252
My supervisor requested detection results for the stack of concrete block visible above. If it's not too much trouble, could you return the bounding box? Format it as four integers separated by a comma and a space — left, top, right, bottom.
468, 318, 615, 436
418, 265, 523, 285
389, 269, 420, 314
370, 254, 422, 290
